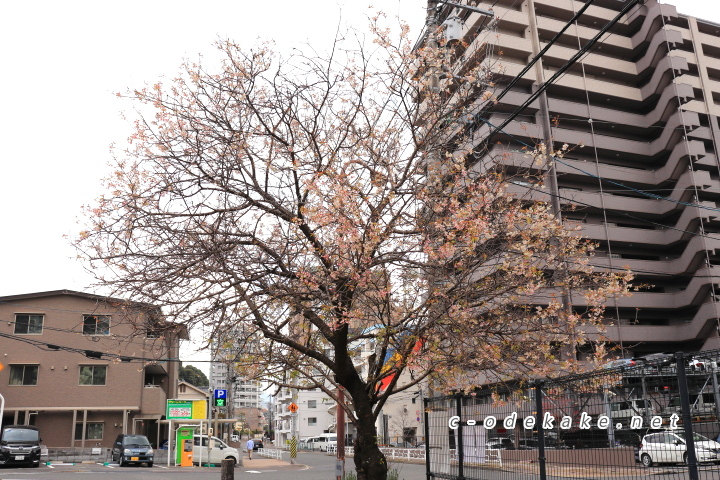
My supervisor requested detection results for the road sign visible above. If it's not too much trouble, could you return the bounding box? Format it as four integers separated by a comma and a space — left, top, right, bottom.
214, 389, 227, 399
288, 402, 299, 413
214, 397, 226, 407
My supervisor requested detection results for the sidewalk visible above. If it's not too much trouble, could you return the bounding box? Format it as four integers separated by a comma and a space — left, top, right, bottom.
240, 457, 307, 470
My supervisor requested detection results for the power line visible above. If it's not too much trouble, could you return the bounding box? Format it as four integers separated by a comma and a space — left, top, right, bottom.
477, 0, 643, 144
0, 330, 193, 364
478, 116, 720, 216
489, 0, 598, 107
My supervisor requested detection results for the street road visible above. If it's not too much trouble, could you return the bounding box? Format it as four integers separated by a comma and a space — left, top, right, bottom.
6, 453, 718, 480
0, 452, 426, 480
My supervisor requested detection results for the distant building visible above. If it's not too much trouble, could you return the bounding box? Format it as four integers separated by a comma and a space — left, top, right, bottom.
235, 406, 267, 433
0, 290, 187, 448
273, 387, 335, 445
177, 380, 210, 402
210, 358, 262, 409
209, 332, 262, 409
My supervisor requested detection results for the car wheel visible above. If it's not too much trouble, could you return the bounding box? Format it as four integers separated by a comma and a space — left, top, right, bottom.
683, 453, 689, 465
119, 457, 126, 467
641, 453, 653, 467
224, 456, 237, 467
147, 462, 153, 468
32, 463, 39, 468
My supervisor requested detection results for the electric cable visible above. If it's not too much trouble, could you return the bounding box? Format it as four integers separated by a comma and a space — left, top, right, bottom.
480, 0, 643, 143
477, 115, 720, 215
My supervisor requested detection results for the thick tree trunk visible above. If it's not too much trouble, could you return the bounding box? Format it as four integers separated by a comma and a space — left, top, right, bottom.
353, 424, 388, 480
334, 321, 387, 479
349, 389, 388, 480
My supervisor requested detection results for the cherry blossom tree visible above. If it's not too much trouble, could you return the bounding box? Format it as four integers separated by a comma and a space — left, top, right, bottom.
75, 16, 630, 480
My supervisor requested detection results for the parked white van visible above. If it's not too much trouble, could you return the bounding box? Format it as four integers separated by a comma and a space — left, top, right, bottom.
303, 434, 337, 452
192, 435, 241, 466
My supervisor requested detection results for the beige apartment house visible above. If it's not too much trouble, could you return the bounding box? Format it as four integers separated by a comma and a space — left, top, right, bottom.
0, 290, 187, 448
422, 0, 720, 357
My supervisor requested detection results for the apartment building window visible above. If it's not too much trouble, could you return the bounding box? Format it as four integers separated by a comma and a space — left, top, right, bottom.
75, 423, 104, 440
307, 417, 317, 426
308, 400, 317, 409
83, 315, 110, 335
14, 314, 44, 335
9, 365, 38, 386
79, 365, 107, 385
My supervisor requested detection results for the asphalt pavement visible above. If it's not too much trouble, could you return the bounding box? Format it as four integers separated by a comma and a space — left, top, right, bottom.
10, 453, 720, 480
0, 451, 426, 480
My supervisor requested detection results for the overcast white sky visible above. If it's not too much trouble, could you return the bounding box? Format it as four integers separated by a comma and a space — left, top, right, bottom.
0, 0, 717, 370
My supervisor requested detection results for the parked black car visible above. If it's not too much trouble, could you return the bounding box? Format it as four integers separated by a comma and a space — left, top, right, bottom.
251, 439, 263, 450
0, 425, 42, 468
111, 434, 154, 467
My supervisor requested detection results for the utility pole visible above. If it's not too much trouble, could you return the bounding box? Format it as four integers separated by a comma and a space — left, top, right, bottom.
290, 383, 298, 465
526, 0, 560, 218
526, 0, 575, 359
425, 1, 494, 42
336, 388, 345, 480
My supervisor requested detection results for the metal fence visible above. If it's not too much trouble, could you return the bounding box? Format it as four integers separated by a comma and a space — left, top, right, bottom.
425, 350, 720, 480
42, 447, 169, 465
328, 445, 427, 462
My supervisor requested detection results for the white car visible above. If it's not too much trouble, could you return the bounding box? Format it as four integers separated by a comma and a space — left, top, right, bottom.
638, 431, 720, 467
689, 358, 708, 371
302, 434, 337, 452
192, 435, 241, 466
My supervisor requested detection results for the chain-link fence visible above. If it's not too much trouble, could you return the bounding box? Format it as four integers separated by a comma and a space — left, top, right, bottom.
425, 350, 720, 479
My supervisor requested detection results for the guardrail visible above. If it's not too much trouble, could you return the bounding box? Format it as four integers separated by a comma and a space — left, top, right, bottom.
257, 448, 284, 460
450, 448, 502, 467
326, 445, 503, 466
327, 446, 428, 461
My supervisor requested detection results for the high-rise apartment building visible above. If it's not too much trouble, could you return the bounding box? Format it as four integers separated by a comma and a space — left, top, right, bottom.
424, 0, 720, 357
209, 354, 262, 409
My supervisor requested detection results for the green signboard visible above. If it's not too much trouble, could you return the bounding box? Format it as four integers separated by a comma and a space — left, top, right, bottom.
166, 400, 193, 420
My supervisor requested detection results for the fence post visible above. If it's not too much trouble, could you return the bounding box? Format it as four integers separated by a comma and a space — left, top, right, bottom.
456, 394, 464, 479
423, 397, 431, 479
534, 382, 547, 480
676, 352, 700, 480
220, 458, 234, 480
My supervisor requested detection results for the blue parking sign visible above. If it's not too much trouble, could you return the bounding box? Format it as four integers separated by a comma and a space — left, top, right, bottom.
214, 389, 227, 399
